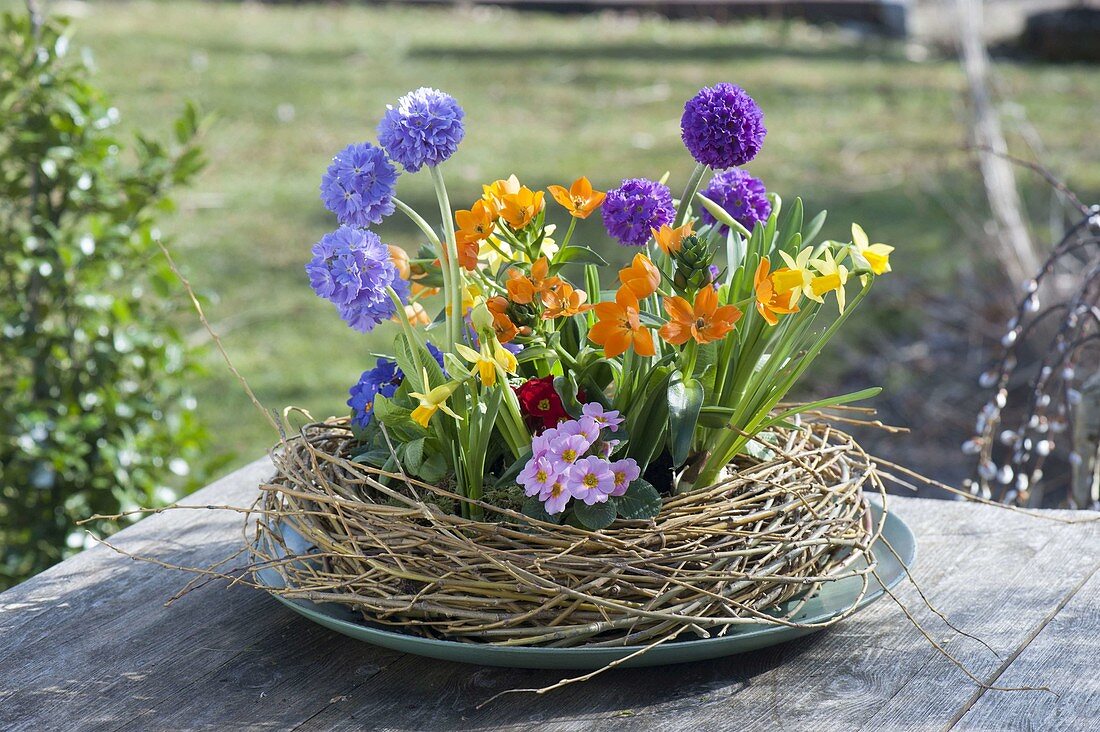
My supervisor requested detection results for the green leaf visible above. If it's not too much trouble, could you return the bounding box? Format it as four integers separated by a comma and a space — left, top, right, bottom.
696, 193, 751, 238
612, 479, 662, 520
744, 432, 779, 461
554, 373, 583, 418
351, 449, 392, 468
803, 209, 827, 246
372, 395, 427, 443
393, 337, 445, 393
403, 437, 425, 473
521, 496, 562, 525
515, 345, 555, 363
418, 451, 447, 483
667, 370, 704, 467
638, 311, 668, 328
572, 500, 616, 531
550, 245, 608, 271
759, 386, 882, 430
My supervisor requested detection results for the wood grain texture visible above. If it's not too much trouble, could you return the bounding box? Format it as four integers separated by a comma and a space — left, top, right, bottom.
0, 460, 1097, 731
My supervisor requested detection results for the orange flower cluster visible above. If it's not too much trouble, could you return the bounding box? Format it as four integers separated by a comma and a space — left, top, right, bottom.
589, 253, 662, 358
486, 296, 518, 344
455, 200, 494, 270
659, 287, 741, 345
505, 257, 592, 321
589, 288, 654, 358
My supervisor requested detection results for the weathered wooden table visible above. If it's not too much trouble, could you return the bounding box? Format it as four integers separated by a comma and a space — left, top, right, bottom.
2, 458, 1097, 731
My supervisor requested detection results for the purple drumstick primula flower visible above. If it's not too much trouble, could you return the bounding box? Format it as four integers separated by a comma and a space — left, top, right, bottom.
320, 142, 397, 228
698, 169, 771, 235
378, 87, 465, 172
346, 343, 448, 428
681, 83, 766, 169
602, 178, 675, 247
306, 226, 402, 332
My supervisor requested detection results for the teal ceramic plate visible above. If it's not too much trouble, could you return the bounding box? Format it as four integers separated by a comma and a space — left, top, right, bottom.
255, 501, 915, 669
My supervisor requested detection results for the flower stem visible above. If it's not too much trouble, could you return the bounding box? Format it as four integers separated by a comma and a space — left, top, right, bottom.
680, 339, 698, 378
559, 216, 578, 251
673, 162, 709, 228
429, 165, 464, 352
386, 286, 425, 391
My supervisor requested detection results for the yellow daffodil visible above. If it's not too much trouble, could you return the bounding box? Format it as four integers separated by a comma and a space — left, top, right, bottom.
809, 248, 850, 313
773, 247, 815, 303
455, 340, 517, 387
408, 370, 463, 427
850, 223, 893, 275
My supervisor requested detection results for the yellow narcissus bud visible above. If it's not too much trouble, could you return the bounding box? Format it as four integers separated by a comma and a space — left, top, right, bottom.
470, 301, 495, 334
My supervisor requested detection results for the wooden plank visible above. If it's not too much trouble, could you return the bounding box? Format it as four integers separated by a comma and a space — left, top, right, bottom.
859, 507, 1099, 730
286, 498, 1100, 731
1, 465, 1097, 731
0, 458, 297, 731
950, 566, 1100, 731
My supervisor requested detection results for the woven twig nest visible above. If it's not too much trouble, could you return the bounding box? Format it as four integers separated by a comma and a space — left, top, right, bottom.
251, 420, 881, 648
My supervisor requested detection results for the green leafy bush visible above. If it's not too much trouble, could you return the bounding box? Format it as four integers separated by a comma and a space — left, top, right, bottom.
0, 11, 215, 587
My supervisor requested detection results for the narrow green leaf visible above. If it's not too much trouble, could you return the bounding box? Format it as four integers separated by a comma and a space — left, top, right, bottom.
494, 448, 533, 488
803, 209, 827, 246
550, 245, 608, 271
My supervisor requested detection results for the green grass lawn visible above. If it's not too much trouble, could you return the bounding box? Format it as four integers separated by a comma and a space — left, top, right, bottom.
50, 1, 1100, 475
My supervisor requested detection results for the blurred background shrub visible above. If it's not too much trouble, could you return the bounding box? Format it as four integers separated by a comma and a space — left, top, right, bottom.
0, 9, 219, 587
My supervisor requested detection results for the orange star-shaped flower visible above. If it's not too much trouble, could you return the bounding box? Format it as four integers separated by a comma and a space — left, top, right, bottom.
651, 223, 693, 256
456, 199, 495, 245
541, 281, 592, 319
486, 296, 519, 344
619, 252, 660, 299
505, 257, 560, 304
754, 258, 799, 326
659, 285, 742, 345
499, 187, 545, 230
588, 288, 656, 359
547, 176, 606, 220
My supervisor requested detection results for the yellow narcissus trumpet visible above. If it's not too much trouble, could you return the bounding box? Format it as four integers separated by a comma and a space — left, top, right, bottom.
773, 247, 815, 303
850, 223, 894, 275
409, 369, 464, 427
455, 340, 517, 387
809, 248, 850, 313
